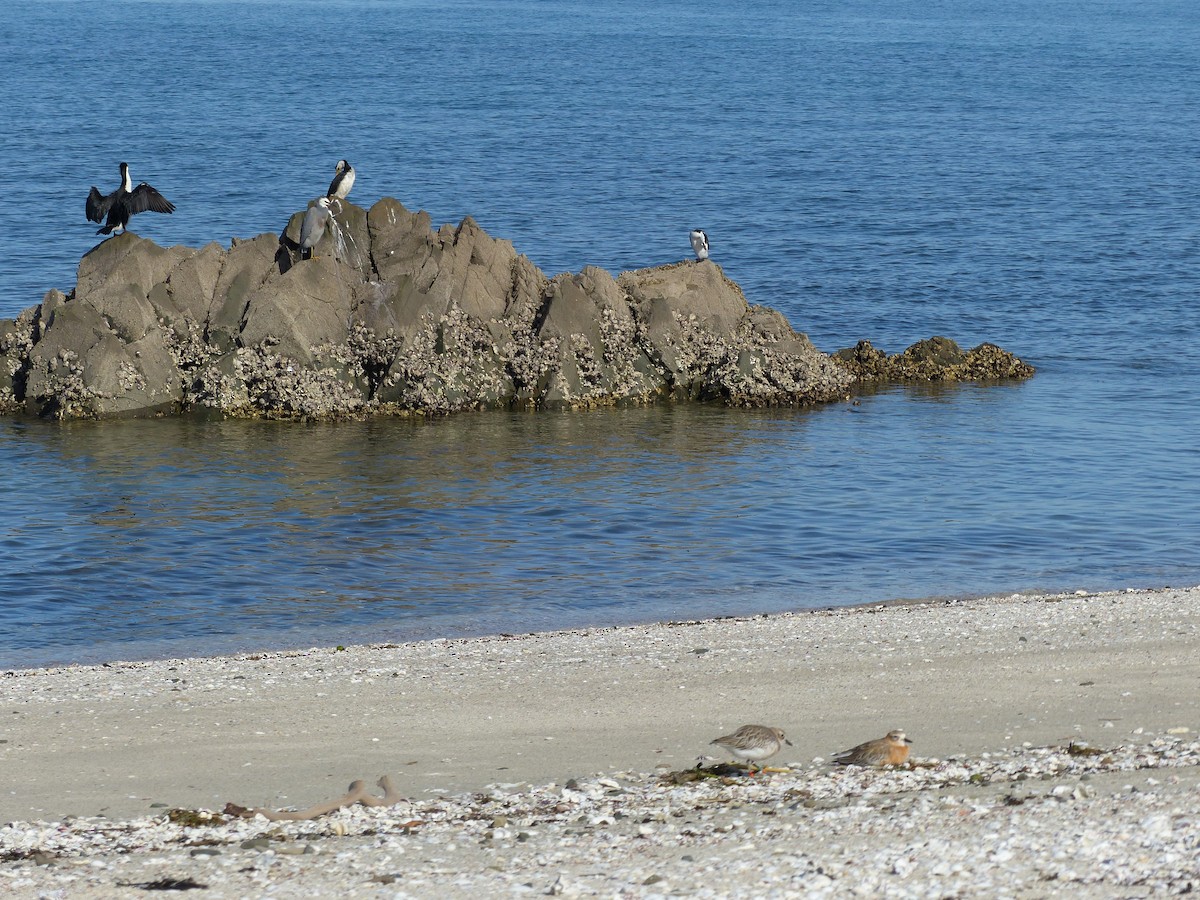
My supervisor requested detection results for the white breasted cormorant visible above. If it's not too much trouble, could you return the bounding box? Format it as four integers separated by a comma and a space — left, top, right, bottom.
690, 228, 710, 261
299, 197, 333, 259
85, 162, 175, 235
327, 159, 355, 203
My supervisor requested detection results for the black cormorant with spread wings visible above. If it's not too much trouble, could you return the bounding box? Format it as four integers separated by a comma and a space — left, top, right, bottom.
85, 162, 176, 235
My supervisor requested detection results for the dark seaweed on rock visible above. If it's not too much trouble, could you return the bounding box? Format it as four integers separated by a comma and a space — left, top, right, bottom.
832, 337, 1035, 382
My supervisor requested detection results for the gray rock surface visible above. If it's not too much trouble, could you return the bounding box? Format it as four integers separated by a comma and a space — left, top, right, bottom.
0, 199, 1030, 419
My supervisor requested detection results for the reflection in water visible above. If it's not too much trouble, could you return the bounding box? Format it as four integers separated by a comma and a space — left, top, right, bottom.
2, 375, 1199, 668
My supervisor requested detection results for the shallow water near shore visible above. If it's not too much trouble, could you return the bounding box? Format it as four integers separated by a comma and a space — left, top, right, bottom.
4, 369, 1199, 669
2, 0, 1200, 667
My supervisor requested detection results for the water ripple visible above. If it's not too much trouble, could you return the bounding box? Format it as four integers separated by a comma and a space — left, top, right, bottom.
3, 0, 1200, 665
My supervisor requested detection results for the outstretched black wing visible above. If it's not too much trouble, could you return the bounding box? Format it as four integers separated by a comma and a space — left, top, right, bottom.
126, 182, 176, 215
86, 186, 115, 224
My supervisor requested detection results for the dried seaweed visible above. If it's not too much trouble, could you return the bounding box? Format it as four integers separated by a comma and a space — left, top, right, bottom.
119, 877, 207, 891
225, 775, 406, 821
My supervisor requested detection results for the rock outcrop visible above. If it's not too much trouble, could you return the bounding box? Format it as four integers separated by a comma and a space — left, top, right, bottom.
832, 337, 1036, 383
0, 199, 1032, 420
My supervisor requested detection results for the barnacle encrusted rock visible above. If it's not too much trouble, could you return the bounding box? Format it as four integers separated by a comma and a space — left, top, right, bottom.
833, 337, 1036, 382
0, 199, 1031, 420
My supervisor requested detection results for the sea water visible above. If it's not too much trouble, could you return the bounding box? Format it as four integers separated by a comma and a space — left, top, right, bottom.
1, 0, 1198, 668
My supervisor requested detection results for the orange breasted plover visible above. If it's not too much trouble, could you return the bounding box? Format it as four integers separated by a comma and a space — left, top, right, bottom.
832, 729, 913, 767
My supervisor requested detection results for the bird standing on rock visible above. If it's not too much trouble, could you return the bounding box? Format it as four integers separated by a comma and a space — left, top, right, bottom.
710, 724, 792, 771
85, 162, 175, 236
327, 159, 355, 206
690, 228, 709, 261
299, 197, 333, 260
832, 730, 913, 767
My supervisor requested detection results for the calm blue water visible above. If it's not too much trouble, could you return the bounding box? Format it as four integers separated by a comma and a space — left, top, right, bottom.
2, 0, 1198, 669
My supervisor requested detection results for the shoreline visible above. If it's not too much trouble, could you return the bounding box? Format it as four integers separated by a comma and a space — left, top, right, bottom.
3, 584, 1198, 895
6, 579, 1188, 674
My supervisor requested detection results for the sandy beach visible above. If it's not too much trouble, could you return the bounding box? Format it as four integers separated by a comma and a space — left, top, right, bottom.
3, 585, 1198, 897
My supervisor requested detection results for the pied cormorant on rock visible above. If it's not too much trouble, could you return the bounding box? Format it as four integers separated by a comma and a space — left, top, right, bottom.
690, 228, 709, 261
327, 160, 355, 204
86, 162, 175, 235
299, 197, 333, 259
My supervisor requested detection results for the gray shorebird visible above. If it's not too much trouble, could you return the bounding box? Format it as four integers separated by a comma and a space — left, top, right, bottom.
710, 724, 791, 771
299, 197, 333, 260
832, 729, 913, 767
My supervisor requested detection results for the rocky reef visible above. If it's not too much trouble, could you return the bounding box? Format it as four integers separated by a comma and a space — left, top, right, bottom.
832, 337, 1036, 383
0, 199, 1032, 420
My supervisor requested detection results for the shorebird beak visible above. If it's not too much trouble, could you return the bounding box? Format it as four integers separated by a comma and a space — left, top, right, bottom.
905, 738, 914, 744
785, 738, 793, 746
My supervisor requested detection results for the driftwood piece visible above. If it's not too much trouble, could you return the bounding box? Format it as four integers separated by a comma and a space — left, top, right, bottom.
224, 776, 405, 821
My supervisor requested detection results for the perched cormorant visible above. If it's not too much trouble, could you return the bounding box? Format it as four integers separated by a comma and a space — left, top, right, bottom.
690, 228, 709, 261
85, 162, 175, 235
327, 159, 355, 203
299, 197, 333, 259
